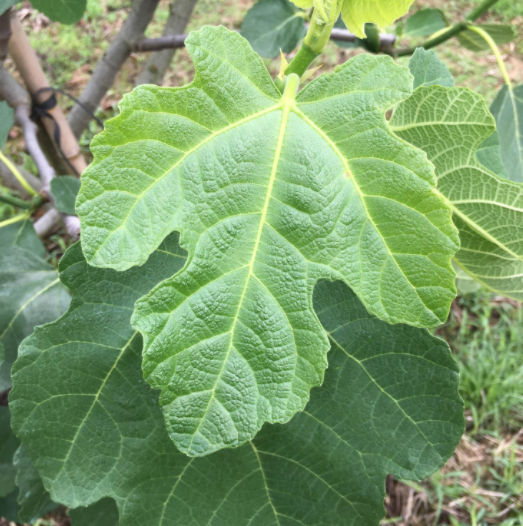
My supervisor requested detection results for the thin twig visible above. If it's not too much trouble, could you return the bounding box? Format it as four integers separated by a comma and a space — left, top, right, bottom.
133, 27, 396, 52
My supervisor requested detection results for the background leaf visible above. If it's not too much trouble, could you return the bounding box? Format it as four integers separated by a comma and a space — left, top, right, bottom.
0, 246, 70, 390
0, 407, 19, 498
489, 84, 523, 182
391, 85, 523, 300
241, 0, 306, 58
404, 8, 447, 37
10, 237, 463, 526
408, 48, 454, 89
14, 445, 59, 524
476, 129, 509, 180
0, 101, 14, 149
50, 176, 81, 215
30, 0, 87, 24
457, 24, 516, 52
0, 219, 46, 259
69, 498, 119, 526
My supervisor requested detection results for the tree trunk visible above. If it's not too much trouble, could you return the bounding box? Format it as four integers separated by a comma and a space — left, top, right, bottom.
135, 0, 198, 86
68, 0, 161, 139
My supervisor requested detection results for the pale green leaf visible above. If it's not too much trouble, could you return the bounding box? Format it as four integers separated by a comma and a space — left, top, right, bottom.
0, 0, 19, 16
0, 407, 19, 498
30, 0, 87, 24
14, 445, 58, 524
408, 48, 454, 90
391, 85, 523, 300
0, 218, 46, 258
10, 237, 463, 525
341, 0, 415, 38
0, 247, 70, 391
241, 0, 306, 58
457, 24, 516, 52
69, 498, 119, 526
50, 176, 81, 215
78, 27, 458, 456
404, 8, 446, 38
489, 84, 523, 183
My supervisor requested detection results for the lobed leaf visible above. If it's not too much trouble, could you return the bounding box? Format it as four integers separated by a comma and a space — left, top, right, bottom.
10, 237, 463, 525
391, 85, 523, 300
78, 27, 458, 456
241, 0, 306, 58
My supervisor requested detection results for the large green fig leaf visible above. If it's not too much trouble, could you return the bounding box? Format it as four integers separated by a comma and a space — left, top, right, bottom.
241, 0, 306, 58
30, 0, 87, 24
0, 246, 70, 391
489, 84, 523, 183
9, 236, 463, 525
69, 498, 119, 526
78, 26, 458, 456
391, 86, 523, 300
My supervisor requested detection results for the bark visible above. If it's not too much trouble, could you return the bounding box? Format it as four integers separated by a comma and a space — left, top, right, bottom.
8, 13, 87, 175
134, 27, 396, 52
68, 0, 161, 138
135, 0, 198, 86
0, 9, 11, 63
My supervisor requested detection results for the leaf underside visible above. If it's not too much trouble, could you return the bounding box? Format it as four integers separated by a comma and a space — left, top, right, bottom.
391, 85, 523, 300
77, 26, 458, 456
10, 236, 463, 526
408, 48, 454, 90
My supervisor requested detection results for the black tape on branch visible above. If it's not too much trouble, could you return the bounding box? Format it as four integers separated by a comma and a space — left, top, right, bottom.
30, 87, 104, 176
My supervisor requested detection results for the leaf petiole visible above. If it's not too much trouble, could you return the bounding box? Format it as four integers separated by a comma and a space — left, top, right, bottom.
466, 25, 512, 89
0, 150, 38, 197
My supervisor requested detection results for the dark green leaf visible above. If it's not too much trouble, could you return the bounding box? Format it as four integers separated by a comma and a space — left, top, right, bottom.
50, 176, 81, 215
404, 8, 446, 37
0, 247, 70, 391
0, 219, 46, 258
30, 0, 87, 24
0, 407, 19, 498
457, 24, 516, 52
10, 236, 463, 525
241, 0, 306, 58
70, 498, 119, 526
408, 48, 454, 89
14, 445, 58, 523
0, 487, 20, 522
489, 84, 523, 182
0, 101, 14, 149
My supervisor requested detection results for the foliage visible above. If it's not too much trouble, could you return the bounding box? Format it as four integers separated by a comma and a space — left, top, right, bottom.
1, 0, 522, 524
9, 235, 462, 525
30, 0, 87, 24
50, 176, 81, 215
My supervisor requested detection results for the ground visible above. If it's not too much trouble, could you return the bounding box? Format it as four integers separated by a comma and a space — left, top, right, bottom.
1, 0, 523, 524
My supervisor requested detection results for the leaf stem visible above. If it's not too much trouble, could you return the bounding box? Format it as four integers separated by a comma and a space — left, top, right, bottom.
0, 212, 30, 228
395, 0, 501, 57
0, 150, 38, 197
0, 193, 33, 209
467, 25, 512, 89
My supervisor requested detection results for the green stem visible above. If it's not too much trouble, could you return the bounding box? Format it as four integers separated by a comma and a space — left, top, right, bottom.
0, 212, 30, 228
284, 44, 320, 78
467, 25, 512, 88
395, 0, 501, 57
0, 193, 33, 209
0, 150, 38, 197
